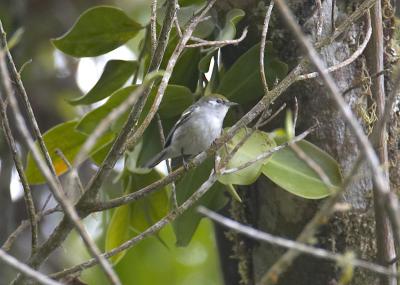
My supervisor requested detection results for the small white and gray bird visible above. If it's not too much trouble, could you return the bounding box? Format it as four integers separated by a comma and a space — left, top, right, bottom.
144, 94, 238, 168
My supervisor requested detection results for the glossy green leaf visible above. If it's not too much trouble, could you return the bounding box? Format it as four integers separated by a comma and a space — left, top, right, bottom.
25, 121, 112, 184
76, 86, 137, 135
217, 42, 288, 103
169, 48, 201, 92
218, 129, 276, 185
69, 60, 138, 105
262, 138, 342, 199
219, 9, 245, 41
105, 170, 169, 264
173, 158, 228, 246
136, 120, 163, 168
52, 6, 143, 57
90, 139, 113, 166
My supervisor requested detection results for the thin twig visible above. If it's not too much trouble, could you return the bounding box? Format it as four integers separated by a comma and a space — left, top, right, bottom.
186, 27, 248, 48
1, 221, 30, 252
55, 149, 84, 200
155, 113, 178, 208
290, 143, 335, 191
260, 1, 275, 93
0, 249, 61, 285
197, 206, 398, 278
2, 207, 60, 252
296, 12, 372, 81
0, 20, 58, 183
293, 97, 298, 129
257, 103, 286, 128
174, 17, 182, 38
150, 0, 158, 56
0, 80, 38, 253
221, 127, 314, 175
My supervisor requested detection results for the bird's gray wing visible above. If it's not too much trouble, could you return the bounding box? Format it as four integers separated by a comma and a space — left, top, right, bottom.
164, 105, 198, 148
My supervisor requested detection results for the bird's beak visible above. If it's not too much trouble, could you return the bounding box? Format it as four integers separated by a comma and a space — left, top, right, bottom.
226, 101, 239, 107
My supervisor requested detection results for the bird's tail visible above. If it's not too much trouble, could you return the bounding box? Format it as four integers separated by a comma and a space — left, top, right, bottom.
143, 149, 169, 168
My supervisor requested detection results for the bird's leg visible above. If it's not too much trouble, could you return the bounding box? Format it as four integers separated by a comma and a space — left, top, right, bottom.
181, 148, 190, 170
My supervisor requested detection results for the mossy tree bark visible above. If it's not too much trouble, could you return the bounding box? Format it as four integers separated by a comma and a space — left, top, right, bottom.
216, 1, 399, 284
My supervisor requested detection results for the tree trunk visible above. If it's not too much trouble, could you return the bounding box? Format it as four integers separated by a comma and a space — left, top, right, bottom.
216, 0, 399, 284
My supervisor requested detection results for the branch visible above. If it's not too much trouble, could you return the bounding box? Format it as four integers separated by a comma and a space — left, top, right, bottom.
260, 1, 275, 93
185, 27, 248, 48
155, 113, 178, 208
124, 0, 218, 151
51, 171, 219, 279
0, 249, 61, 285
0, 20, 58, 182
197, 206, 398, 279
150, 0, 158, 56
0, 79, 38, 253
366, 2, 397, 284
221, 127, 314, 175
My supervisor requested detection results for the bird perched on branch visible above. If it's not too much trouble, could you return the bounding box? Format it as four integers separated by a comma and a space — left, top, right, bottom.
144, 94, 238, 168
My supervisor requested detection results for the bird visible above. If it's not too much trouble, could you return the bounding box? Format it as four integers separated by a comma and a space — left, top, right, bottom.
144, 94, 238, 168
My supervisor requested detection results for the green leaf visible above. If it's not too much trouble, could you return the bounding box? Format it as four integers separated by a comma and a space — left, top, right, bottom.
76, 86, 137, 135
262, 137, 342, 199
105, 204, 131, 264
136, 120, 163, 168
173, 158, 228, 246
105, 170, 169, 264
52, 6, 143, 57
69, 60, 138, 105
218, 9, 245, 41
217, 42, 288, 104
25, 121, 112, 185
218, 129, 276, 185
169, 48, 201, 92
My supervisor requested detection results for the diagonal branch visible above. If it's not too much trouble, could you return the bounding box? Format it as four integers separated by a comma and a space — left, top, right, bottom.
197, 206, 398, 278
0, 76, 38, 253
0, 249, 61, 285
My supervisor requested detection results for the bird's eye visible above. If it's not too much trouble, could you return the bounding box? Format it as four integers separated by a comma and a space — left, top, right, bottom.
216, 99, 223, 104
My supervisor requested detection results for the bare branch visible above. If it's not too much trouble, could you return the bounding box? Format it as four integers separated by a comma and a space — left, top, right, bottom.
150, 0, 158, 56
186, 27, 248, 48
0, 83, 38, 253
0, 249, 61, 285
1, 221, 30, 252
221, 127, 315, 175
260, 1, 275, 93
197, 206, 398, 279
51, 171, 219, 279
0, 20, 58, 182
155, 113, 178, 208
